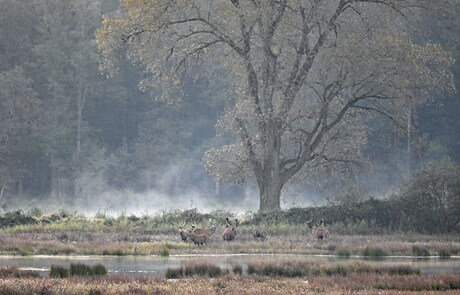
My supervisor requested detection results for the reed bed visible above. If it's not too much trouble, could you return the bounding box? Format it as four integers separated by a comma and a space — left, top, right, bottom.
0, 274, 458, 294
245, 260, 421, 277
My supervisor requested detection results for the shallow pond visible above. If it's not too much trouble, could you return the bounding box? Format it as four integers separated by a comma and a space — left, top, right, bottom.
0, 254, 459, 277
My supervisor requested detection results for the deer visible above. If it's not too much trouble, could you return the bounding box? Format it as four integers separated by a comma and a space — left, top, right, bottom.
307, 219, 330, 243
178, 222, 190, 242
189, 225, 207, 246
252, 228, 267, 241
223, 218, 239, 241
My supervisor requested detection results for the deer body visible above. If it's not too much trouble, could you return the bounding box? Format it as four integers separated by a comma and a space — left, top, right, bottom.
192, 224, 217, 237
189, 225, 207, 246
189, 231, 207, 246
179, 228, 189, 242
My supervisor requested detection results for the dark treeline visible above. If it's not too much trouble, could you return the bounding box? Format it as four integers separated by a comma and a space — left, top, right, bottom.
0, 0, 459, 210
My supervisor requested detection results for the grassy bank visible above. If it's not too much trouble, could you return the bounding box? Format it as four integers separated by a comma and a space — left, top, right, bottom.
0, 209, 458, 294
0, 209, 459, 257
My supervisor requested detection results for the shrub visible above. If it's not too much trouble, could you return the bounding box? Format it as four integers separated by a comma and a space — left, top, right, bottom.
102, 249, 124, 256
246, 260, 421, 278
165, 267, 183, 279
438, 248, 451, 259
49, 265, 69, 278
394, 160, 460, 233
0, 266, 40, 278
51, 263, 108, 278
362, 247, 387, 258
159, 247, 170, 257
91, 264, 108, 276
335, 247, 351, 257
247, 261, 311, 277
232, 263, 243, 275
0, 210, 37, 228
412, 245, 430, 257
70, 263, 93, 276
184, 262, 224, 277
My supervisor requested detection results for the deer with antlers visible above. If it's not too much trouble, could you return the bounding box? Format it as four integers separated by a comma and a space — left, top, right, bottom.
188, 225, 208, 246
307, 219, 330, 243
223, 218, 239, 241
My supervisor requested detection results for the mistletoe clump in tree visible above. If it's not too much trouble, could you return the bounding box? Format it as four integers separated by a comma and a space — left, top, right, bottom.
96, 0, 454, 212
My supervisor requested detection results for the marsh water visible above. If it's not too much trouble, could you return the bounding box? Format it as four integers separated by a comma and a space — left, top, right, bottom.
1, 254, 459, 277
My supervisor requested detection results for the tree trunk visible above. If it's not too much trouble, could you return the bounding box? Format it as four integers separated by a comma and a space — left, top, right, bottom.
406, 108, 412, 177
74, 85, 87, 196
259, 172, 282, 211
257, 121, 283, 212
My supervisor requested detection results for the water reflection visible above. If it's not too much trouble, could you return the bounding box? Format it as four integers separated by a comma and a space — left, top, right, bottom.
0, 254, 458, 277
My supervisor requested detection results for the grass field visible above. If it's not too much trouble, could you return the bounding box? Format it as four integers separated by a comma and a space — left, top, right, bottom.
0, 210, 459, 294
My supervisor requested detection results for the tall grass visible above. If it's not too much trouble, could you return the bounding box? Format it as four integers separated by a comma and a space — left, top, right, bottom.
165, 262, 227, 278
49, 263, 107, 278
0, 275, 459, 294
246, 260, 420, 277
362, 247, 388, 258
412, 245, 431, 256
0, 266, 40, 278
1, 209, 459, 257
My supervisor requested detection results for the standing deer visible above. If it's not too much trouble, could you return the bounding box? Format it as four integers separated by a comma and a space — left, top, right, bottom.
307, 219, 330, 243
178, 222, 189, 242
188, 225, 207, 246
223, 218, 239, 241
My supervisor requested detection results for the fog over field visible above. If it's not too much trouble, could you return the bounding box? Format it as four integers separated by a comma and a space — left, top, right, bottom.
7, 186, 325, 216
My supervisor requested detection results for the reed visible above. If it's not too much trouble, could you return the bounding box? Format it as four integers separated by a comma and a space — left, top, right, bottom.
184, 262, 225, 278
232, 263, 243, 275
362, 247, 388, 258
335, 247, 351, 257
0, 266, 40, 278
412, 245, 431, 256
0, 274, 458, 294
165, 267, 183, 279
438, 248, 451, 259
49, 265, 69, 278
246, 260, 420, 278
50, 263, 107, 278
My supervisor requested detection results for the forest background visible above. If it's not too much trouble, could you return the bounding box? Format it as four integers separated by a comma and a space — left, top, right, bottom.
0, 0, 459, 219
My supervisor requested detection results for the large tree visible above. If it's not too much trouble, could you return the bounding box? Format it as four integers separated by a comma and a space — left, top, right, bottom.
97, 0, 454, 211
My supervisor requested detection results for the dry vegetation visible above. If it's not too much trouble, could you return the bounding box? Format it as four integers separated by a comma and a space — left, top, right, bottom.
0, 210, 459, 294
1, 228, 458, 257
0, 209, 459, 257
0, 273, 458, 294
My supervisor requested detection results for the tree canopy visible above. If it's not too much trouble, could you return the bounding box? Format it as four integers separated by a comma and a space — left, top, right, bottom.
97, 0, 455, 211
